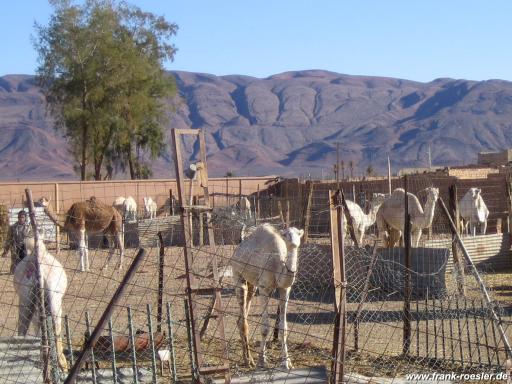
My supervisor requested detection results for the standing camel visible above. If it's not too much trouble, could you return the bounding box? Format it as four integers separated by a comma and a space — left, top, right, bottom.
38, 197, 124, 272
376, 187, 439, 247
345, 193, 386, 245
14, 237, 68, 372
459, 188, 489, 236
231, 223, 304, 369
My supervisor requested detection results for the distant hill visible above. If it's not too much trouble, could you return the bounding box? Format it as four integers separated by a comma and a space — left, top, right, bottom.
1, 70, 512, 180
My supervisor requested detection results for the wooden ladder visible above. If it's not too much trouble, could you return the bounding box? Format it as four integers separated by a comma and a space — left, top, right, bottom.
171, 128, 230, 384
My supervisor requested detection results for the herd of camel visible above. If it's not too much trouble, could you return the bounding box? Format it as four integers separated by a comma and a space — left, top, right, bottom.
10, 186, 490, 373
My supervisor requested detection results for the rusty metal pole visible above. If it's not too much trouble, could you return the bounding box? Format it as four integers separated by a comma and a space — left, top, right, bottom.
402, 176, 412, 356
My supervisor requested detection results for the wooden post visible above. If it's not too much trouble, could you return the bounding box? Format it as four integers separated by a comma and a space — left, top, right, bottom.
238, 179, 242, 201
157, 232, 165, 333
286, 200, 290, 227
329, 190, 347, 384
496, 218, 502, 234
256, 185, 260, 221
170, 189, 174, 216
302, 181, 313, 242
54, 183, 60, 254
387, 155, 392, 195
507, 180, 512, 240
25, 189, 51, 383
225, 178, 229, 206
402, 176, 412, 356
449, 185, 466, 296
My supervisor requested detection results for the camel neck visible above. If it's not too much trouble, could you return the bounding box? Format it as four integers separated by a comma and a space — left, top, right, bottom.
285, 247, 299, 274
365, 204, 381, 226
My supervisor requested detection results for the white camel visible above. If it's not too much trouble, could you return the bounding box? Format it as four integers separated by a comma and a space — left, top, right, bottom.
143, 197, 158, 219
236, 196, 252, 219
459, 188, 489, 236
231, 223, 304, 369
14, 236, 68, 372
376, 187, 439, 247
112, 196, 137, 223
345, 193, 387, 245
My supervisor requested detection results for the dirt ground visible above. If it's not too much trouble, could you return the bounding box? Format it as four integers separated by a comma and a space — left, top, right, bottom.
0, 241, 511, 381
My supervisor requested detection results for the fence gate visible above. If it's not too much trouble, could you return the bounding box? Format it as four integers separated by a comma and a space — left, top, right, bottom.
171, 128, 230, 384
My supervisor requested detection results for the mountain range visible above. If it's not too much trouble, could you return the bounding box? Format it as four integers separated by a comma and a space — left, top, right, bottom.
1, 70, 512, 180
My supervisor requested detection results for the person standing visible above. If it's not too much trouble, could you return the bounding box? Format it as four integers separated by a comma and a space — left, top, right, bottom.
2, 210, 31, 273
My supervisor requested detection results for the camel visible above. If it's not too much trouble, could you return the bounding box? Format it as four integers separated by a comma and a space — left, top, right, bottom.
143, 197, 157, 219
112, 196, 137, 223
231, 223, 304, 369
236, 196, 252, 219
14, 236, 68, 372
38, 197, 124, 271
459, 188, 489, 236
345, 193, 387, 245
376, 187, 439, 247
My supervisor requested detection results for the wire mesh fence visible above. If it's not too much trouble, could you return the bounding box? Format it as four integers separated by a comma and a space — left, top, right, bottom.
0, 172, 510, 383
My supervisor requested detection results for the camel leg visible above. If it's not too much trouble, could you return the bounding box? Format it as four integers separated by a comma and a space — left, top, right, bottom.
78, 229, 87, 272
236, 279, 254, 367
258, 287, 272, 368
277, 287, 293, 369
411, 228, 422, 247
481, 220, 487, 236
246, 282, 256, 314
18, 292, 36, 336
470, 221, 477, 237
116, 230, 124, 270
49, 296, 68, 372
103, 235, 116, 271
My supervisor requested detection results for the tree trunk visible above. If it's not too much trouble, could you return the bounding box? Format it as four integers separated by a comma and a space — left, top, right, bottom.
127, 145, 135, 180
81, 121, 88, 181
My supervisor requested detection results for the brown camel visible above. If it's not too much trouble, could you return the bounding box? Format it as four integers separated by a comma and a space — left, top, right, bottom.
39, 197, 124, 272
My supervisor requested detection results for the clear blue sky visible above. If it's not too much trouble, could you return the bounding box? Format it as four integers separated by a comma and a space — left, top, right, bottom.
2, 1, 512, 82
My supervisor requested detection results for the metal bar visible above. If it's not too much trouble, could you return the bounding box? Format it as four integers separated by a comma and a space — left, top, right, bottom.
455, 297, 464, 366
448, 300, 455, 366
480, 299, 492, 367
433, 299, 438, 361
147, 304, 158, 384
127, 307, 139, 384
157, 232, 165, 333
402, 176, 412, 356
54, 183, 60, 254
63, 248, 147, 384
471, 299, 482, 367
24, 189, 50, 382
166, 302, 178, 383
184, 298, 197, 381
64, 315, 74, 366
108, 319, 118, 384
416, 297, 419, 358
464, 298, 473, 365
85, 312, 97, 384
425, 295, 429, 359
438, 196, 512, 358
440, 300, 446, 361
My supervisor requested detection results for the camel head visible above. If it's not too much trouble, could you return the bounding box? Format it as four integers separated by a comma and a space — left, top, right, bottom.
425, 187, 440, 202
37, 197, 51, 208
370, 193, 387, 207
281, 227, 304, 248
468, 187, 482, 201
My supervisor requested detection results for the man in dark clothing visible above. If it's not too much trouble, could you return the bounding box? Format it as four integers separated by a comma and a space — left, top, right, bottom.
2, 210, 31, 273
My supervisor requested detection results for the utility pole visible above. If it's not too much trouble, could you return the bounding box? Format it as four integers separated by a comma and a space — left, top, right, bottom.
335, 142, 340, 183
428, 145, 432, 169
